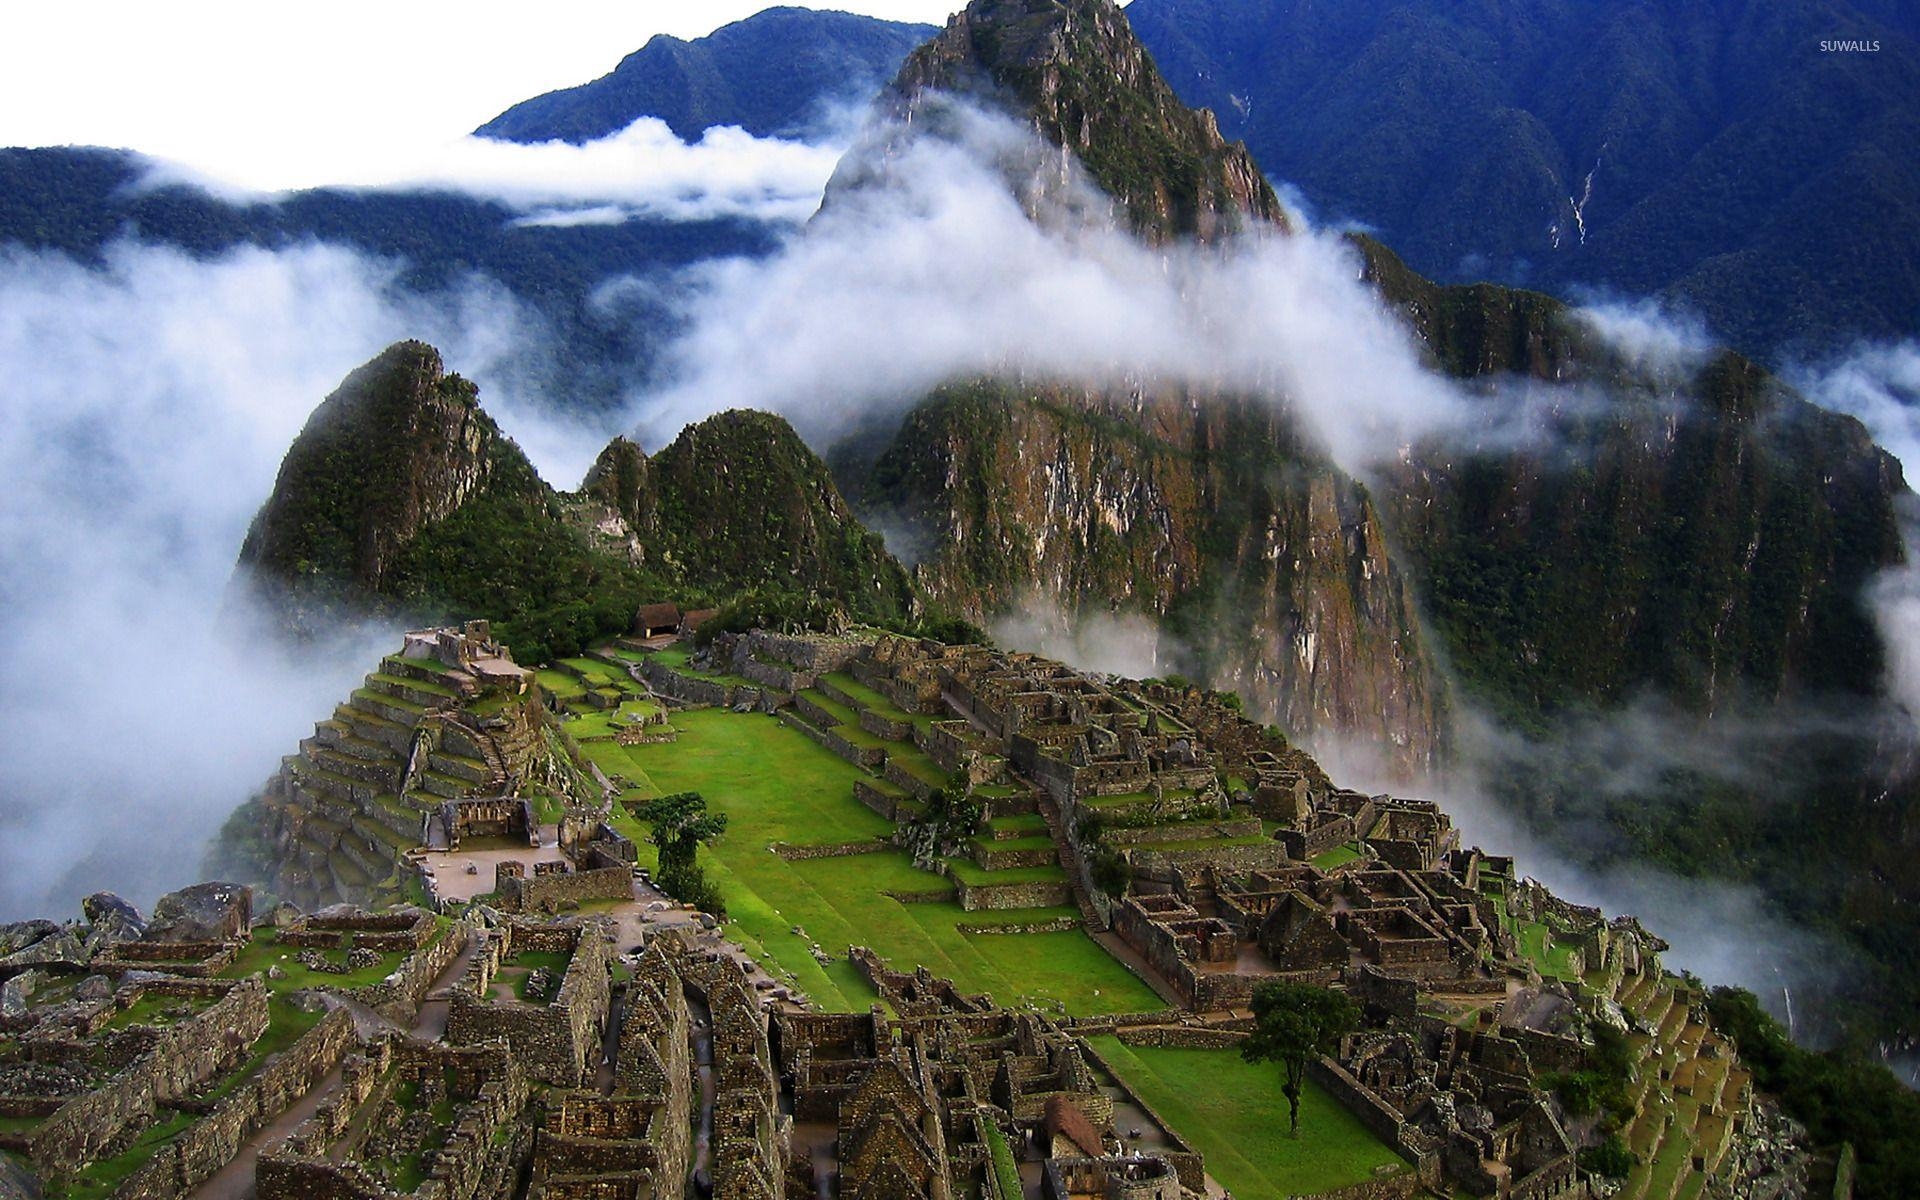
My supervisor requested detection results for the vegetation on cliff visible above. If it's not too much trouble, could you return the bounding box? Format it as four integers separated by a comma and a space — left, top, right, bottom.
235, 346, 919, 663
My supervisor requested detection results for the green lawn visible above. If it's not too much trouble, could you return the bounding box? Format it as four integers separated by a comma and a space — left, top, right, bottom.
646, 646, 755, 687
1088, 1038, 1404, 1198
1311, 844, 1365, 870
574, 706, 1160, 1016
1491, 897, 1582, 980
223, 929, 421, 993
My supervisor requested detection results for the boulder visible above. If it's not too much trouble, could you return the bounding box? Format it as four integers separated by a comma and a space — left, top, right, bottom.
75, 974, 113, 1002
0, 969, 41, 1018
0, 919, 57, 957
267, 901, 304, 930
82, 892, 146, 943
0, 931, 87, 973
147, 882, 252, 942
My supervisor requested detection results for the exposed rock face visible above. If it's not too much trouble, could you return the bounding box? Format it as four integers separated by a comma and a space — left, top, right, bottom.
80, 893, 144, 943
1358, 238, 1910, 716
838, 0, 1285, 243
236, 341, 502, 634
855, 381, 1441, 772
147, 882, 252, 942
828, 0, 1438, 770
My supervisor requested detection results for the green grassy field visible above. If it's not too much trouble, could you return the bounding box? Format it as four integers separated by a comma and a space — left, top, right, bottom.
1088, 1037, 1404, 1198
575, 706, 1161, 1016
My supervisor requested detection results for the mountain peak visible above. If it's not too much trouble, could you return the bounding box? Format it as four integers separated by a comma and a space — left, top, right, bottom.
883, 0, 1287, 242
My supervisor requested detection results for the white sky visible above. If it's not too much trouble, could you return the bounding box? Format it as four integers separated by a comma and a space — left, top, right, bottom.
0, 1, 962, 191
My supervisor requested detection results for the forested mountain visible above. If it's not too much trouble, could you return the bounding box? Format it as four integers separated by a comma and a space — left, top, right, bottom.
476, 6, 935, 143
1124, 0, 1920, 358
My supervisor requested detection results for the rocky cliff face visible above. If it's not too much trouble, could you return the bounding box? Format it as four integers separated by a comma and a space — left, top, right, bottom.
1358, 237, 1909, 718
235, 342, 508, 635
827, 0, 1439, 771
856, 381, 1441, 771
836, 0, 1285, 243
236, 346, 916, 659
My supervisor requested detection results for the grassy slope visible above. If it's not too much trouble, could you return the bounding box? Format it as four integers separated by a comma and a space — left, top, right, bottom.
577, 706, 1161, 1015
1088, 1037, 1403, 1198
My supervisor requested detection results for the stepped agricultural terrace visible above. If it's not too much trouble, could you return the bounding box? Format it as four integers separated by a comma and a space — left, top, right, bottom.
1, 618, 1808, 1200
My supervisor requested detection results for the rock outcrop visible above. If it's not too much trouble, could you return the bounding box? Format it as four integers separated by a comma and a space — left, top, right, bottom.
867, 0, 1286, 243
235, 346, 917, 659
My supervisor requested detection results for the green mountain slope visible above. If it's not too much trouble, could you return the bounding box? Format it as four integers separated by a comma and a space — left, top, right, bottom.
1123, 0, 1920, 358
235, 342, 916, 660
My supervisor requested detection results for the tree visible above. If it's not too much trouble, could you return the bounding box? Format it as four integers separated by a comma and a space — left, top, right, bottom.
899, 775, 981, 870
633, 791, 729, 912
1240, 981, 1360, 1136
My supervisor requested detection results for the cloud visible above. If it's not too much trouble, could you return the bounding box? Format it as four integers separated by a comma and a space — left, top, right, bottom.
989, 596, 1175, 680
1790, 339, 1920, 477
1787, 341, 1920, 724
1569, 296, 1717, 377
625, 103, 1483, 471
135, 117, 846, 226
0, 239, 609, 920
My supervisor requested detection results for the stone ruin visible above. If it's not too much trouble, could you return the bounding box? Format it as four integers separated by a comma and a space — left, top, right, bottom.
778, 955, 1205, 1200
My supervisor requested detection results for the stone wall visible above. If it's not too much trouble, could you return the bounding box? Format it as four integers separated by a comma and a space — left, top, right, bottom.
447, 920, 614, 1086
952, 878, 1074, 911
1306, 1056, 1440, 1186
776, 710, 885, 771
498, 865, 632, 916
30, 980, 271, 1180
345, 921, 468, 1021
770, 839, 891, 861
110, 1007, 357, 1200
1113, 1025, 1246, 1050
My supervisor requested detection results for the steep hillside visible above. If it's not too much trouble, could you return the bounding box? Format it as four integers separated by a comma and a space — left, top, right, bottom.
235, 343, 916, 660
856, 0, 1286, 242
1356, 239, 1909, 718
1125, 0, 1920, 357
475, 7, 934, 143
827, 0, 1439, 770
857, 381, 1441, 768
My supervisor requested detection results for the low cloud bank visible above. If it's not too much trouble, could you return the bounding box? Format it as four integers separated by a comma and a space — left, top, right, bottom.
628, 105, 1482, 471
136, 117, 846, 226
0, 239, 602, 920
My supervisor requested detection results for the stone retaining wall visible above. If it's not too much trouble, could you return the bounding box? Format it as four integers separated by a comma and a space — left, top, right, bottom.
30, 981, 271, 1179
110, 1007, 357, 1200
776, 710, 884, 770
951, 879, 1074, 911
1113, 1025, 1247, 1050
499, 865, 632, 916
770, 839, 890, 861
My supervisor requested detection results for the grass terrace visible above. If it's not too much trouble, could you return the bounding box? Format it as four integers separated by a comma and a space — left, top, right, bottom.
1491, 896, 1582, 980
570, 703, 1159, 1016
646, 645, 755, 688
1088, 1037, 1405, 1198
821, 671, 936, 729
222, 924, 447, 994
1311, 843, 1366, 871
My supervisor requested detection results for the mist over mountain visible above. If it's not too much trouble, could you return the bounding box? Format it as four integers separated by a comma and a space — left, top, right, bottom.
3, 1, 1920, 1180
